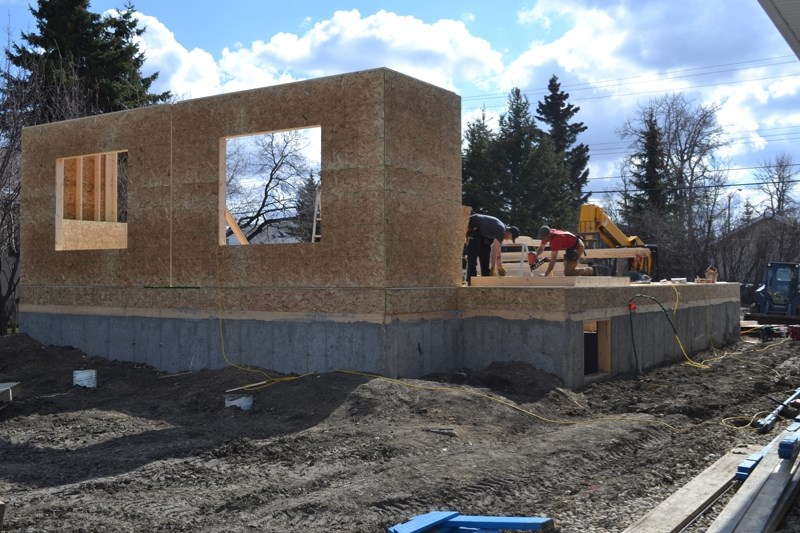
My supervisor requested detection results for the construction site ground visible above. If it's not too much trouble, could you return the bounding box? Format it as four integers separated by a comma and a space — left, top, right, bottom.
1, 331, 800, 532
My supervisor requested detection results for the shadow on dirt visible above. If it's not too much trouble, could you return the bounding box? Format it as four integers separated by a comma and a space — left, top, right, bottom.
423, 360, 564, 405
0, 334, 369, 487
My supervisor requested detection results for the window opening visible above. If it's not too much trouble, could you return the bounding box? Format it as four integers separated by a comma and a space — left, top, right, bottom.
583, 319, 611, 375
55, 151, 128, 250
221, 127, 321, 245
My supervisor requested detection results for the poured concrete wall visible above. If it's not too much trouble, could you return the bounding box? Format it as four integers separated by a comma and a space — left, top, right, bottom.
457, 282, 740, 388
19, 67, 740, 389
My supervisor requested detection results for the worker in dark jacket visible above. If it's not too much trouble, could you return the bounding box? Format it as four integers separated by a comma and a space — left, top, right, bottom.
534, 226, 594, 276
465, 214, 519, 285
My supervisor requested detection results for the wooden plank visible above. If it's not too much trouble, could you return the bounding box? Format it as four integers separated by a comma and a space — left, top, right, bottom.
225, 209, 250, 245
585, 247, 651, 259
504, 246, 650, 261
764, 459, 800, 532
55, 159, 65, 251
707, 441, 784, 532
470, 275, 631, 287
75, 156, 83, 221
105, 153, 117, 222
62, 157, 77, 219
93, 154, 102, 221
623, 446, 758, 533
734, 454, 798, 532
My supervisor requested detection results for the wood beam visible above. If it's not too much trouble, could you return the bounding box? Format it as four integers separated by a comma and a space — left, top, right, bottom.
598, 320, 611, 373
55, 159, 65, 250
225, 209, 249, 245
75, 157, 83, 220
104, 153, 117, 222
93, 154, 101, 221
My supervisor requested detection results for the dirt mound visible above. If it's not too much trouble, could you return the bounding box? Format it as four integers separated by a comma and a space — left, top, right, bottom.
1, 333, 800, 532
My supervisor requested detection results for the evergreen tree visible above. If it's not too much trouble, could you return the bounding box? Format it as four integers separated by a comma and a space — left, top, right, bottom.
535, 75, 590, 210
622, 109, 668, 222
741, 199, 756, 223
461, 109, 502, 216
6, 0, 170, 123
461, 88, 575, 236
495, 88, 541, 230
286, 173, 319, 243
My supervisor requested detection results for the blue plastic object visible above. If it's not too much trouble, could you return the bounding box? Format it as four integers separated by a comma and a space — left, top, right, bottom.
388, 511, 554, 533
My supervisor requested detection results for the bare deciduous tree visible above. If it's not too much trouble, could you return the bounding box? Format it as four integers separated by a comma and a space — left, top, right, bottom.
753, 152, 798, 217
225, 129, 320, 243
0, 43, 95, 333
618, 93, 730, 279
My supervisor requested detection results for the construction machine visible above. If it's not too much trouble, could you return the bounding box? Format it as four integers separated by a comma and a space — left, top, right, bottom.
577, 204, 658, 280
745, 262, 800, 324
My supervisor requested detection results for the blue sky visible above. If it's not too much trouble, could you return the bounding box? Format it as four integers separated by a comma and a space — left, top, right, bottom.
2, 0, 798, 210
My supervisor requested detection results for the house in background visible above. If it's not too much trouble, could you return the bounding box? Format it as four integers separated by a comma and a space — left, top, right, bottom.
713, 212, 800, 303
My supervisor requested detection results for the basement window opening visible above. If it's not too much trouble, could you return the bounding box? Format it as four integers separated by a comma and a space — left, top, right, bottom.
220, 127, 321, 246
55, 151, 128, 251
583, 319, 611, 376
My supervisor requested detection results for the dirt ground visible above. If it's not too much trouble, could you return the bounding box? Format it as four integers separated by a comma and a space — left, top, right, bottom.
1, 331, 800, 532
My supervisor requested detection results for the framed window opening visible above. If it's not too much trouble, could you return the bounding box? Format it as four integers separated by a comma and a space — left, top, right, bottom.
583, 319, 611, 375
220, 127, 321, 246
55, 150, 128, 251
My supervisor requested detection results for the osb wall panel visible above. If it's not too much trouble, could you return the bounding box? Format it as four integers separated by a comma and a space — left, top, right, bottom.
385, 190, 462, 286
383, 71, 462, 288
23, 285, 388, 320
21, 105, 173, 296
62, 220, 127, 250
457, 283, 740, 320
166, 70, 391, 290
22, 68, 464, 318
385, 288, 460, 315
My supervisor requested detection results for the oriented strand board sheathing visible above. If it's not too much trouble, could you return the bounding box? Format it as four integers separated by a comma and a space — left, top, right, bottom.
21, 71, 451, 309
61, 220, 127, 250
386, 288, 460, 315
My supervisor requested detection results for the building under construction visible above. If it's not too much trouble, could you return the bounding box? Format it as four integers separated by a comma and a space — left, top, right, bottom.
19, 67, 740, 389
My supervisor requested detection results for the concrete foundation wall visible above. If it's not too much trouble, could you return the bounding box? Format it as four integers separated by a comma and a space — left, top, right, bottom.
20, 282, 739, 389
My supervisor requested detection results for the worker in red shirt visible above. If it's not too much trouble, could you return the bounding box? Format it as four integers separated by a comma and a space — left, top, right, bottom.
532, 226, 594, 277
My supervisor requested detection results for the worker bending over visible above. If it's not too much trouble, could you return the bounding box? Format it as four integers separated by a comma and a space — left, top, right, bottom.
466, 214, 519, 285
533, 226, 594, 277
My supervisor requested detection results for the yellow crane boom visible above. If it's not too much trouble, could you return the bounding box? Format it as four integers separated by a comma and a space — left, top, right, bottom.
578, 204, 654, 277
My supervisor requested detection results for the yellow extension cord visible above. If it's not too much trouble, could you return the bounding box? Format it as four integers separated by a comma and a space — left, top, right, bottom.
213, 246, 790, 433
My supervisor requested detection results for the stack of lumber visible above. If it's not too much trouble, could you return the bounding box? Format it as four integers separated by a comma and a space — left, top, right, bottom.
623, 415, 800, 533
498, 240, 651, 278
706, 416, 800, 532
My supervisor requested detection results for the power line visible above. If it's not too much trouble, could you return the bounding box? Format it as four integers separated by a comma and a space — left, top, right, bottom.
586, 179, 800, 195
460, 55, 798, 106
463, 72, 800, 113
590, 131, 800, 157
587, 163, 800, 182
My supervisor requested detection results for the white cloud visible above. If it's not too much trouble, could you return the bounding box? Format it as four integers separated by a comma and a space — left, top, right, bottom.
134, 13, 220, 99
216, 9, 504, 94
127, 2, 798, 194
134, 9, 504, 98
